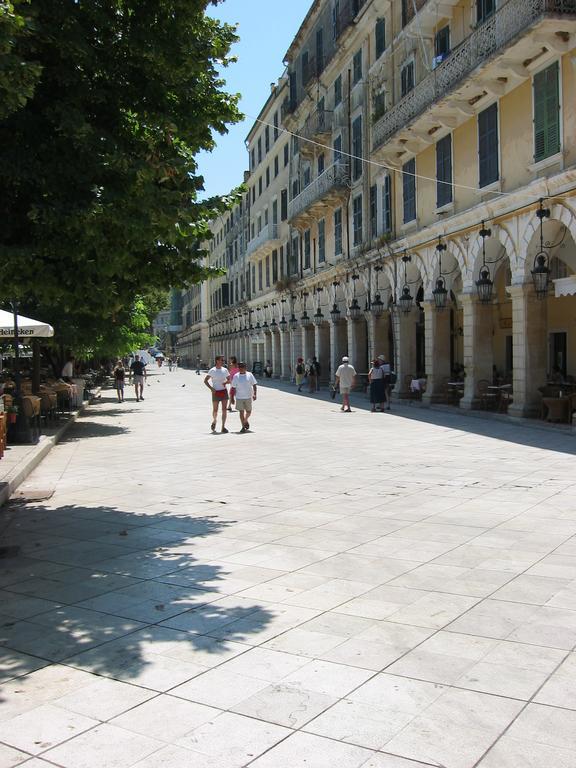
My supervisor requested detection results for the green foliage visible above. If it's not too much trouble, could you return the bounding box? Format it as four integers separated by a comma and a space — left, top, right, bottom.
0, 0, 242, 353
0, 1, 41, 118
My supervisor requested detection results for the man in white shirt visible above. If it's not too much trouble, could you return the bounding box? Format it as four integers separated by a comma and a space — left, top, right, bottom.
335, 356, 356, 412
204, 355, 230, 433
231, 362, 257, 433
61, 356, 75, 382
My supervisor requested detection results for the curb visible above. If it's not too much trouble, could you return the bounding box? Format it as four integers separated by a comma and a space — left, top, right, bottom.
0, 392, 100, 508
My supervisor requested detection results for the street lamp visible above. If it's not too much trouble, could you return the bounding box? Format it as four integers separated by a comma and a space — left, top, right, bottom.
313, 308, 324, 326
398, 254, 414, 313
329, 304, 341, 323
433, 237, 448, 311
476, 222, 493, 304
288, 314, 298, 331
279, 316, 287, 332
531, 199, 551, 299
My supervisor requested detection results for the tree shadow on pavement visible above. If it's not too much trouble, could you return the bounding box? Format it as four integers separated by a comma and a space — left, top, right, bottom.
0, 500, 274, 698
61, 421, 130, 440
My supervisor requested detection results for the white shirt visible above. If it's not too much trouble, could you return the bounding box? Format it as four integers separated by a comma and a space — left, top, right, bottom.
232, 371, 257, 399
207, 366, 230, 391
336, 363, 356, 388
369, 366, 384, 380
61, 362, 74, 378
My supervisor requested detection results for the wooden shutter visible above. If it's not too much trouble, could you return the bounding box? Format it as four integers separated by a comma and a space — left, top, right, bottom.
403, 159, 416, 223
376, 18, 385, 58
383, 175, 392, 233
534, 62, 560, 162
436, 135, 452, 207
478, 103, 498, 187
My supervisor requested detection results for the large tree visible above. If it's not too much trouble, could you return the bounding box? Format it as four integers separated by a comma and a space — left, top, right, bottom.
0, 0, 240, 347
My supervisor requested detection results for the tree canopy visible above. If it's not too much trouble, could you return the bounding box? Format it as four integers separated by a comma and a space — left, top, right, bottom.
0, 0, 241, 356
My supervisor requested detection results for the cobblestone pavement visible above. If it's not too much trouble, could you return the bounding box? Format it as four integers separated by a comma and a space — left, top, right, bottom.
1, 369, 576, 768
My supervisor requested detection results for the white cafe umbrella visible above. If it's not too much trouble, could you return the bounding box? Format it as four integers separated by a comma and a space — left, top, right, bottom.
0, 309, 54, 338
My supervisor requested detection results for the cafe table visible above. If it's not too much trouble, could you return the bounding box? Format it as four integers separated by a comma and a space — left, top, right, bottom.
542, 396, 571, 423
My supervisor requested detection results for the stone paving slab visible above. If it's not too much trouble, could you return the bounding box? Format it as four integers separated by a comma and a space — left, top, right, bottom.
0, 368, 576, 767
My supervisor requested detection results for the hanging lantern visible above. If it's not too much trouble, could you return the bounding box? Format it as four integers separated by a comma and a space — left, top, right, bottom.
270, 318, 278, 330
348, 298, 362, 321
279, 316, 288, 332
531, 201, 551, 299
313, 308, 324, 326
329, 303, 341, 323
288, 314, 298, 331
476, 223, 493, 304
398, 286, 413, 314
370, 293, 385, 318
432, 277, 448, 310
300, 310, 311, 326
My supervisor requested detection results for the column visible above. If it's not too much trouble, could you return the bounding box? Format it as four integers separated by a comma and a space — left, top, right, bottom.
270, 331, 278, 378
508, 283, 547, 417
346, 318, 357, 368
459, 292, 494, 410
422, 300, 451, 405
366, 315, 376, 364
391, 306, 418, 398
280, 330, 290, 379
315, 324, 330, 385
330, 322, 340, 383
302, 325, 313, 363
291, 328, 302, 380
264, 332, 272, 369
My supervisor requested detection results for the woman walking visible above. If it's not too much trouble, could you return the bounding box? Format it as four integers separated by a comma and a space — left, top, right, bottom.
113, 360, 126, 403
368, 359, 386, 412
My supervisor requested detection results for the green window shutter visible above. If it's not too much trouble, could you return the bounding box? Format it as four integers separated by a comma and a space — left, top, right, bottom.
534, 62, 560, 162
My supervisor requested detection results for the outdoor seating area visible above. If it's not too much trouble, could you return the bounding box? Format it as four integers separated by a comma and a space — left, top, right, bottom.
539, 381, 576, 423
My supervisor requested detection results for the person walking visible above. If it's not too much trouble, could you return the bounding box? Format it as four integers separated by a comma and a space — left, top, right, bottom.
227, 356, 240, 412
368, 358, 386, 412
335, 356, 356, 412
168, 357, 173, 372
231, 362, 257, 433
61, 356, 75, 382
113, 360, 126, 403
295, 357, 305, 391
308, 356, 321, 393
378, 354, 392, 410
130, 354, 147, 401
204, 355, 230, 433
195, 355, 202, 375
264, 360, 273, 378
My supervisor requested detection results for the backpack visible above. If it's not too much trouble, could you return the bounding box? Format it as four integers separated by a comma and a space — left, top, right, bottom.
296, 363, 304, 375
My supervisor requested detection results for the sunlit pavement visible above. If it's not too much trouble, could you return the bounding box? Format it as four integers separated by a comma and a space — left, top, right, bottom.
1, 368, 576, 768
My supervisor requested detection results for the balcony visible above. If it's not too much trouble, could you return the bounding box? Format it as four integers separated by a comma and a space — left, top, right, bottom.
246, 223, 281, 262
288, 162, 350, 226
373, 0, 576, 153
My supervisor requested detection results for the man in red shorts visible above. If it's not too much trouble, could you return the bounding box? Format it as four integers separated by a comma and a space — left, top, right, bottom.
204, 356, 230, 433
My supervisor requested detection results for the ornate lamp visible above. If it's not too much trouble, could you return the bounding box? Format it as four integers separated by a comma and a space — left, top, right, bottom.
329, 303, 341, 323
476, 222, 493, 304
278, 316, 287, 332
433, 237, 448, 311
348, 272, 362, 321
531, 199, 551, 299
313, 308, 324, 326
288, 314, 298, 331
398, 254, 414, 313
370, 265, 384, 318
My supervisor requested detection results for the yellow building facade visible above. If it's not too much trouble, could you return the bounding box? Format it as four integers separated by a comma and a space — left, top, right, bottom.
179, 0, 576, 419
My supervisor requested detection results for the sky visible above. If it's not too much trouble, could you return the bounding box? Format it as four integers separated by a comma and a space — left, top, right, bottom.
197, 0, 313, 200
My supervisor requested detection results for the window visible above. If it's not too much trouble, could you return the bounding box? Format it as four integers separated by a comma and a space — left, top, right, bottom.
375, 18, 386, 59
334, 135, 342, 165
533, 61, 560, 163
266, 167, 270, 188
290, 237, 299, 274
264, 208, 268, 226
353, 49, 362, 85
274, 155, 279, 178
303, 166, 311, 187
352, 116, 362, 180
252, 265, 256, 294
258, 260, 263, 291
251, 187, 255, 204
273, 111, 279, 140
403, 158, 416, 223
301, 50, 309, 84
434, 25, 450, 64
369, 185, 377, 239
477, 0, 495, 23
303, 230, 311, 269
265, 126, 270, 153
281, 189, 288, 220
401, 60, 414, 97
257, 214, 262, 233
334, 74, 342, 106
373, 90, 386, 122
292, 179, 299, 199
318, 153, 325, 175
258, 177, 262, 196
257, 137, 262, 163
272, 199, 278, 225
382, 175, 392, 234
353, 194, 363, 246
316, 27, 324, 72
279, 245, 284, 277
332, 0, 340, 39
292, 135, 299, 156
284, 143, 289, 166
272, 249, 278, 282
334, 208, 343, 255
318, 219, 326, 263
436, 134, 452, 208
478, 103, 499, 187
265, 255, 270, 287
251, 148, 255, 170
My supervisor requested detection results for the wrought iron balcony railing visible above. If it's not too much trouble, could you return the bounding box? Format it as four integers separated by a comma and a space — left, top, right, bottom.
373, 0, 576, 152
301, 109, 334, 142
288, 162, 350, 222
246, 224, 280, 259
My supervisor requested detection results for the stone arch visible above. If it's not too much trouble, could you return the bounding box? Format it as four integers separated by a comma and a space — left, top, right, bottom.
520, 200, 576, 279
468, 222, 517, 287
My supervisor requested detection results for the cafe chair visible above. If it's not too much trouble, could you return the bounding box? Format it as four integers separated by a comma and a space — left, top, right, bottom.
477, 379, 498, 410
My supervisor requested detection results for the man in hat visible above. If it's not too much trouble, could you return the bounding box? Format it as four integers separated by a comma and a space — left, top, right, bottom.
335, 356, 356, 412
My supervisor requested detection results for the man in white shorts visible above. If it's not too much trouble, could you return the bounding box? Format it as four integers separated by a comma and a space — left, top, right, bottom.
335, 356, 356, 412
204, 355, 230, 433
231, 362, 257, 433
